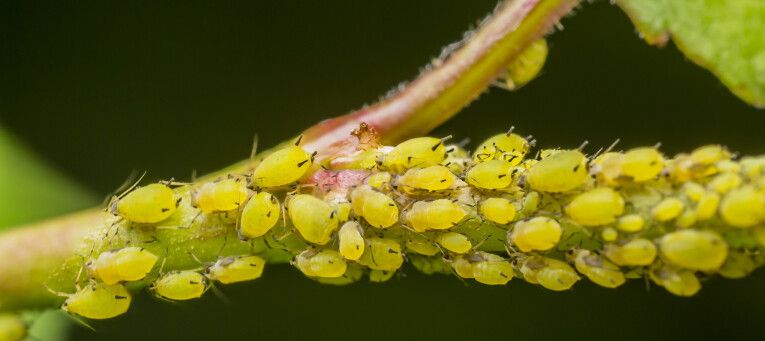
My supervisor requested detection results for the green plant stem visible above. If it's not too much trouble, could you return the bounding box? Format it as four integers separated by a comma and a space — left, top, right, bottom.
0, 0, 580, 312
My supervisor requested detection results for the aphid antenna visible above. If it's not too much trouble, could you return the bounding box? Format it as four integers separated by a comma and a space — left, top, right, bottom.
603, 138, 621, 154
469, 235, 492, 252
185, 251, 210, 267
577, 140, 590, 151
249, 134, 259, 165
653, 142, 662, 149
101, 169, 140, 208
210, 284, 231, 305
456, 137, 471, 148
43, 284, 70, 298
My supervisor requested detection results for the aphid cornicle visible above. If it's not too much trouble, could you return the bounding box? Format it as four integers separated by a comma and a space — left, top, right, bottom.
287, 194, 339, 245
56, 284, 132, 319
479, 197, 516, 224
357, 238, 404, 271
526, 150, 588, 192
509, 217, 562, 252
194, 178, 248, 214
565, 187, 625, 226
239, 192, 280, 239
569, 249, 625, 289
87, 247, 159, 285
151, 270, 209, 301
294, 249, 347, 278
251, 138, 314, 188
659, 229, 728, 271
465, 160, 516, 190
0, 314, 26, 341
405, 199, 467, 232
471, 131, 531, 165
519, 256, 580, 291
112, 183, 177, 223
381, 136, 450, 172
338, 221, 365, 261
349, 185, 398, 229
398, 165, 456, 193
205, 255, 266, 284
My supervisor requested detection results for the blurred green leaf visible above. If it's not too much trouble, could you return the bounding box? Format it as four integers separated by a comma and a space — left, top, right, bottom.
0, 126, 99, 340
0, 127, 97, 229
617, 0, 765, 107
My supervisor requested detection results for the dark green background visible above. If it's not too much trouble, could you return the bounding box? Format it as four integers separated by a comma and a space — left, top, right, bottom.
2, 1, 764, 340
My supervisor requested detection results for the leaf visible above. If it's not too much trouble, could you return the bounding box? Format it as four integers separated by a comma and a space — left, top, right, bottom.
0, 127, 97, 229
617, 0, 765, 107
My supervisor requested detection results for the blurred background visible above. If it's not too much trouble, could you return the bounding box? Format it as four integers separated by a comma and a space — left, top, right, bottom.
2, 0, 765, 340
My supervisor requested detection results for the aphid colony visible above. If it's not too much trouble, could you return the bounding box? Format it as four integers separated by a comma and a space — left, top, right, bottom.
42, 127, 765, 323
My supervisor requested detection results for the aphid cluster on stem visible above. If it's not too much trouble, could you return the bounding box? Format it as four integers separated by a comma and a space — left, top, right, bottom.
42, 123, 765, 323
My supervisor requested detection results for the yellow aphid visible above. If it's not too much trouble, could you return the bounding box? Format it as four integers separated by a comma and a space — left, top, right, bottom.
603, 238, 656, 266
616, 214, 644, 232
621, 147, 664, 182
152, 270, 208, 301
569, 250, 625, 289
357, 238, 404, 271
0, 314, 26, 341
527, 150, 588, 193
87, 247, 158, 285
398, 165, 456, 193
367, 172, 392, 189
252, 143, 314, 188
288, 194, 339, 245
479, 197, 516, 224
369, 270, 396, 283
695, 192, 720, 220
406, 199, 467, 232
382, 137, 449, 172
659, 230, 728, 271
349, 185, 398, 229
719, 186, 765, 228
294, 249, 347, 278
690, 144, 729, 165
651, 197, 685, 222
707, 172, 742, 194
682, 182, 706, 202
239, 192, 280, 239
565, 187, 625, 226
435, 232, 472, 254
650, 264, 700, 297
595, 153, 625, 185
335, 202, 352, 223
472, 132, 530, 165
509, 217, 562, 252
471, 252, 514, 285
716, 160, 741, 173
194, 179, 248, 214
206, 255, 265, 284
521, 191, 540, 216
64, 284, 131, 319
465, 160, 515, 190
519, 256, 579, 291
406, 236, 440, 256
740, 156, 765, 179
338, 221, 365, 261
675, 209, 697, 228
718, 251, 756, 279
600, 227, 618, 242
504, 38, 548, 90
113, 183, 177, 223
452, 255, 475, 278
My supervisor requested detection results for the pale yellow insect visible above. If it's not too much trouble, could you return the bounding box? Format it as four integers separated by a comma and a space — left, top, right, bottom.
509, 217, 562, 252
465, 160, 516, 190
398, 165, 456, 193
435, 232, 472, 254
405, 199, 467, 232
472, 131, 531, 165
478, 197, 516, 225
349, 185, 398, 229
518, 256, 579, 291
239, 191, 280, 239
287, 194, 339, 245
151, 270, 209, 301
659, 229, 728, 271
338, 221, 365, 261
526, 150, 588, 192
381, 136, 450, 172
602, 238, 657, 266
719, 186, 765, 228
471, 252, 514, 285
251, 137, 314, 188
48, 284, 132, 319
112, 183, 177, 223
205, 255, 266, 284
357, 238, 404, 271
194, 178, 248, 214
87, 247, 158, 285
565, 187, 625, 226
621, 147, 664, 182
294, 249, 347, 278
568, 250, 625, 289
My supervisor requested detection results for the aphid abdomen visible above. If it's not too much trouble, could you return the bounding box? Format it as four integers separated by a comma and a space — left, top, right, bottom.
116, 183, 177, 223
208, 255, 266, 284
240, 192, 281, 239
288, 194, 339, 245
253, 145, 314, 188
153, 271, 208, 300
65, 284, 131, 319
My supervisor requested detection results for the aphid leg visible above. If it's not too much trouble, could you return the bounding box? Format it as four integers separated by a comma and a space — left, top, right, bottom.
216, 236, 228, 259
469, 235, 492, 252
186, 251, 206, 266
210, 283, 231, 305
42, 285, 70, 298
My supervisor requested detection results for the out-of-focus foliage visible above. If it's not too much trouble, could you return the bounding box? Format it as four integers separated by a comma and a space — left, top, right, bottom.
618, 0, 765, 107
